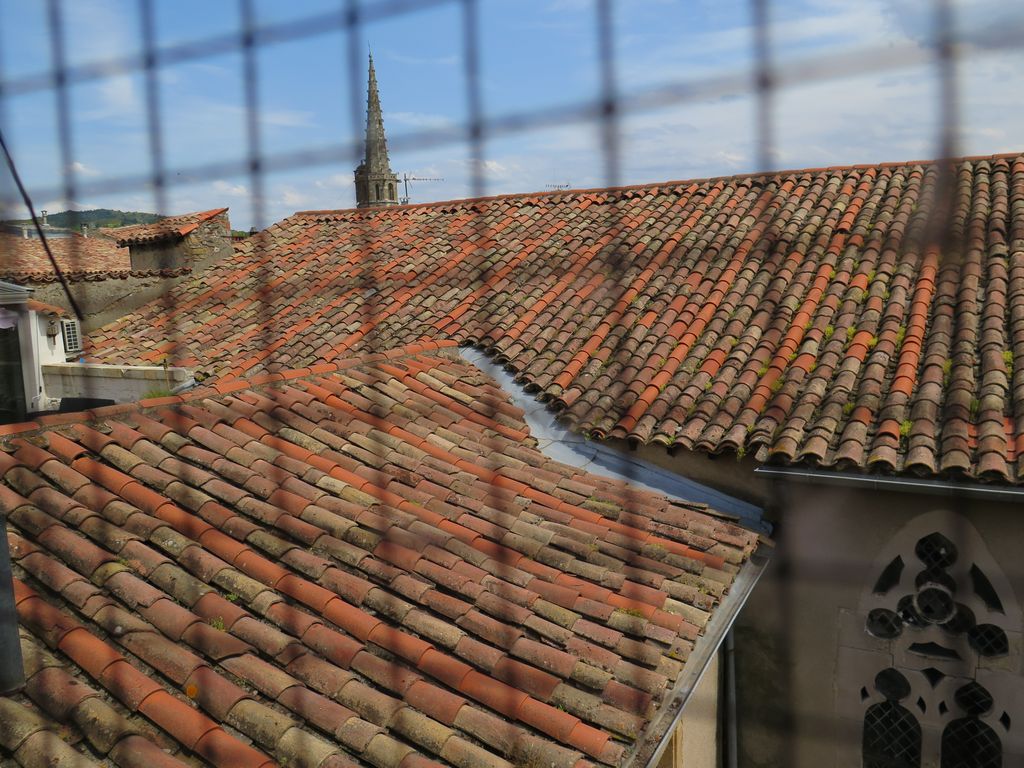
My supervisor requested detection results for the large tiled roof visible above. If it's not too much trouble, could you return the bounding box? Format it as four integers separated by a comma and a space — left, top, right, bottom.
0, 232, 130, 281
86, 153, 1024, 482
1, 344, 760, 768
108, 208, 228, 246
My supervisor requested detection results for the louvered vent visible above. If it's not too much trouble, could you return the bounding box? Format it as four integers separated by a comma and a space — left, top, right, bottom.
61, 318, 82, 355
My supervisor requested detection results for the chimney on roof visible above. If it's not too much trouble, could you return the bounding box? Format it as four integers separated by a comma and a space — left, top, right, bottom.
353, 52, 399, 208
21, 226, 28, 239
81, 224, 88, 238
40, 210, 47, 227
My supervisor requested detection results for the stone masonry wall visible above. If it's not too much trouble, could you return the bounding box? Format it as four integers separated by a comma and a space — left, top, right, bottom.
127, 241, 184, 271
180, 212, 232, 267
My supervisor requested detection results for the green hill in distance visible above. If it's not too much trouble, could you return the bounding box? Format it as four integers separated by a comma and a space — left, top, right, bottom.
3, 209, 163, 229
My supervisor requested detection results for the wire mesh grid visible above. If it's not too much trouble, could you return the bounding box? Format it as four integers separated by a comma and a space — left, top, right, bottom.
1, 0, 1023, 766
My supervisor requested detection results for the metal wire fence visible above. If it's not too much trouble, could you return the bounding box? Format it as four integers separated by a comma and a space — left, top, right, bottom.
1, 0, 1023, 766
4, 0, 1022, 211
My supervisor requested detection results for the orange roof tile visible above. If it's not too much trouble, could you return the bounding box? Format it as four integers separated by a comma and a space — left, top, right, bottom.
83, 153, 1024, 483
0, 231, 128, 280
1, 344, 761, 767
107, 208, 228, 246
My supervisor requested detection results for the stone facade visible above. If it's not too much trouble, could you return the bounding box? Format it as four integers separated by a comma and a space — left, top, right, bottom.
736, 481, 1020, 768
11, 212, 233, 330
126, 212, 232, 271
26, 273, 190, 333
598, 440, 1024, 768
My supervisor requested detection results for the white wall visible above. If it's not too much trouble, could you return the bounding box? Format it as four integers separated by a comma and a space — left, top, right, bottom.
42, 362, 191, 403
16, 308, 65, 411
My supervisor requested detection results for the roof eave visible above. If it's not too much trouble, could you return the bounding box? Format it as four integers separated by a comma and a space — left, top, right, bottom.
753, 465, 1024, 499
629, 547, 772, 768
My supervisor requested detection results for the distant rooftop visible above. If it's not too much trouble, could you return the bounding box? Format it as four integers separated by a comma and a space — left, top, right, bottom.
0, 231, 128, 282
108, 208, 229, 247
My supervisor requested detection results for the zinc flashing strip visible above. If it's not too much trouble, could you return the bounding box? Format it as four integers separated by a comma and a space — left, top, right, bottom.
458, 345, 768, 532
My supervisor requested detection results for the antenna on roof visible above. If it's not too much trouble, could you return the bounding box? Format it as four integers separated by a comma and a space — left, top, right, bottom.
400, 173, 443, 205
545, 183, 571, 190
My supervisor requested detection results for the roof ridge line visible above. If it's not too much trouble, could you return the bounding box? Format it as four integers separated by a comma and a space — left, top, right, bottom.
293, 150, 1024, 217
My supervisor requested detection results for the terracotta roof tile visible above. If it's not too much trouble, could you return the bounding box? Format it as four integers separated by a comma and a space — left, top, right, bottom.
107, 208, 229, 246
80, 152, 1024, 483
0, 231, 131, 280
3, 347, 761, 766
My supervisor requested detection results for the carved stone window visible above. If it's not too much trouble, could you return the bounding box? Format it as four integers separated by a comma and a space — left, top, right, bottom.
842, 511, 1021, 768
863, 529, 1011, 658
863, 670, 921, 768
942, 682, 1001, 768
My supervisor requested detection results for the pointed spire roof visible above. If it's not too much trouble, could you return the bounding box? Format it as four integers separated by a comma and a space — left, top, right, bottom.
363, 52, 391, 173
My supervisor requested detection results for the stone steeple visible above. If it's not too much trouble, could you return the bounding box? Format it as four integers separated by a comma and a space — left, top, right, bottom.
354, 53, 399, 208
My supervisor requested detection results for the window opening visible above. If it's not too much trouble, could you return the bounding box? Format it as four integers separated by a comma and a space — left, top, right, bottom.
941, 719, 1002, 768
969, 565, 1004, 614
915, 533, 958, 569
867, 608, 903, 639
967, 624, 1009, 657
915, 583, 956, 624
908, 642, 961, 661
863, 669, 921, 768
944, 604, 975, 635
942, 686, 1002, 768
874, 556, 905, 595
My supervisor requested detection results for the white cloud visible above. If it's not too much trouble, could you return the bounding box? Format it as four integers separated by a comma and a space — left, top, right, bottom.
62, 0, 140, 120
212, 180, 249, 198
280, 187, 309, 207
389, 112, 456, 130
69, 161, 101, 177
260, 110, 317, 129
314, 173, 352, 190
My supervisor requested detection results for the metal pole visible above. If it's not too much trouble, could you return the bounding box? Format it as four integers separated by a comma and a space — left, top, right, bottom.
725, 630, 739, 768
0, 516, 25, 693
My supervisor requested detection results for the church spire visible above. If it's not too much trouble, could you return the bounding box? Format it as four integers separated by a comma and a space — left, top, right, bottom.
354, 52, 399, 208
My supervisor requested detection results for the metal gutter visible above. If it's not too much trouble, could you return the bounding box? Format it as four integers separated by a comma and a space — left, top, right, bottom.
456, 346, 773, 765
633, 551, 771, 768
459, 347, 769, 533
753, 465, 1024, 502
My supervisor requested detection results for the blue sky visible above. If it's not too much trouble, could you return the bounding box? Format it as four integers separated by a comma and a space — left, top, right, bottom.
1, 0, 1022, 230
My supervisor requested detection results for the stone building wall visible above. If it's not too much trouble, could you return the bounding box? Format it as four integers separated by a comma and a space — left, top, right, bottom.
26, 212, 236, 330
127, 212, 231, 271
25, 273, 190, 333
126, 241, 183, 271
180, 212, 233, 267
732, 482, 1023, 768
594, 440, 1023, 768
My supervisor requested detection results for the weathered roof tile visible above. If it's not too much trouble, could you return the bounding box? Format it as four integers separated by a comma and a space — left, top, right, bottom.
3, 347, 761, 767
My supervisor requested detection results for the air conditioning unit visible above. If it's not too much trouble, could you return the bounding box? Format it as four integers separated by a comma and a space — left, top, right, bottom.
61, 318, 83, 355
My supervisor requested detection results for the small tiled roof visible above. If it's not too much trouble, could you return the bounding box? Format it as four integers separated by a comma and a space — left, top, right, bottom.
108, 208, 228, 247
1, 344, 761, 768
85, 153, 1024, 482
24, 299, 68, 316
0, 232, 129, 280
